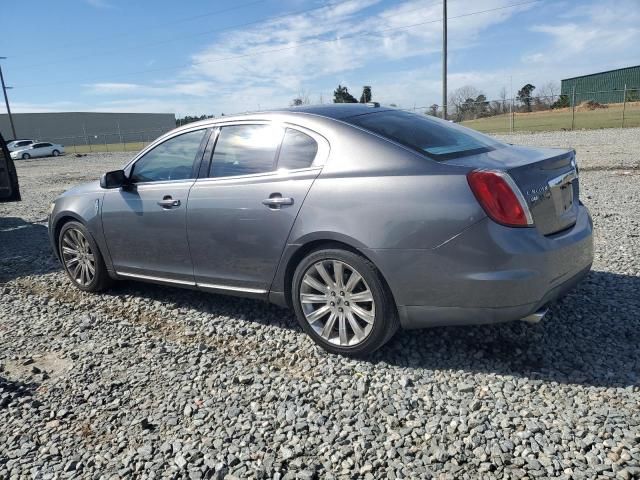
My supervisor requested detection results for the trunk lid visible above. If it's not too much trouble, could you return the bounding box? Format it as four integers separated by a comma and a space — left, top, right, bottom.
444, 145, 579, 235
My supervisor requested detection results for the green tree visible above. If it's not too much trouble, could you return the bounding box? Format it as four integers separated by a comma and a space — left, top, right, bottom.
359, 86, 372, 103
551, 95, 570, 109
333, 85, 358, 103
474, 94, 489, 117
517, 84, 536, 112
175, 114, 214, 126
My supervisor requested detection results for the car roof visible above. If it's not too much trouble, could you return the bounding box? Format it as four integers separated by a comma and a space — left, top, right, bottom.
177, 103, 394, 132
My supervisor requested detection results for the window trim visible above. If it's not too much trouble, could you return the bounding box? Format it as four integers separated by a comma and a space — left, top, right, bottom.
124, 126, 212, 185
199, 121, 329, 181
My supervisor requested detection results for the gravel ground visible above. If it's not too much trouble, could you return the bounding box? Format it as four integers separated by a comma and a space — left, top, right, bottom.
495, 128, 640, 170
1, 129, 639, 479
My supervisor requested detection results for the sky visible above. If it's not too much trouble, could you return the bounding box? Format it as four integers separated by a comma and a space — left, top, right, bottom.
2, 0, 639, 117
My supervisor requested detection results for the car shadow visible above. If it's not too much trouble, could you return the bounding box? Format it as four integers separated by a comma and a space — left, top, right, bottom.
0, 217, 58, 283
108, 270, 639, 388
2, 215, 638, 388
373, 270, 640, 388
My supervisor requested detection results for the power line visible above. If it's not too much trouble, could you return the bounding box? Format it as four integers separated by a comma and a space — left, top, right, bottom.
17, 0, 434, 70
17, 0, 542, 90
15, 0, 376, 70
12, 0, 269, 58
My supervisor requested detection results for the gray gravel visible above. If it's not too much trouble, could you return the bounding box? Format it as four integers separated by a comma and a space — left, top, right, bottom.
495, 127, 640, 170
1, 131, 639, 479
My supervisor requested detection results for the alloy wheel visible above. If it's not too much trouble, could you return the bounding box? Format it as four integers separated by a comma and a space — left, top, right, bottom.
300, 259, 375, 346
61, 228, 96, 287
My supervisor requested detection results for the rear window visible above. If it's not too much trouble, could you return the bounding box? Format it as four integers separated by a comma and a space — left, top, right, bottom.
344, 110, 503, 160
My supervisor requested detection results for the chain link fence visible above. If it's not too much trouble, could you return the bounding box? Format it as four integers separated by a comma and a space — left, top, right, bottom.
21, 88, 640, 154
411, 88, 640, 133
37, 127, 172, 154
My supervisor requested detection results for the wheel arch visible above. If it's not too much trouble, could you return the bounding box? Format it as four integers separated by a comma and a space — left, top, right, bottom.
51, 213, 85, 260
273, 234, 398, 314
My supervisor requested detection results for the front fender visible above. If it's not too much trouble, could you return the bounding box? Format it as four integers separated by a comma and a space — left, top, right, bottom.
49, 192, 112, 271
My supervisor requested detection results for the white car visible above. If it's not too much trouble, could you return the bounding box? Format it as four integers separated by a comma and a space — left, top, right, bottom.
10, 142, 65, 160
7, 139, 35, 152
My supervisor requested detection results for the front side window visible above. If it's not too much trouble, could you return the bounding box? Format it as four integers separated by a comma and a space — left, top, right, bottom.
344, 110, 504, 160
130, 129, 205, 183
277, 128, 318, 170
209, 124, 283, 178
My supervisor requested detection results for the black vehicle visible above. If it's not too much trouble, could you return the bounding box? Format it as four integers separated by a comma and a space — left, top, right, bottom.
0, 132, 21, 202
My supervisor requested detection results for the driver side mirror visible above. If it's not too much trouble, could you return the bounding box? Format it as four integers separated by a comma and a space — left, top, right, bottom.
100, 169, 128, 189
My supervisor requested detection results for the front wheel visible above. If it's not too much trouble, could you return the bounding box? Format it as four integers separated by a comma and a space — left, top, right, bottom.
58, 221, 112, 292
52, 149, 60, 156
22, 153, 30, 159
291, 248, 398, 356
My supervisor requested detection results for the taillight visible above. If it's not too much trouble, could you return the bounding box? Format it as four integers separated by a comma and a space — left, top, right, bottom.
467, 169, 533, 227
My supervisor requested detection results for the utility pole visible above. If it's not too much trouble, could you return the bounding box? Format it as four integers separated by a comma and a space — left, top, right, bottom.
0, 57, 17, 139
442, 0, 447, 120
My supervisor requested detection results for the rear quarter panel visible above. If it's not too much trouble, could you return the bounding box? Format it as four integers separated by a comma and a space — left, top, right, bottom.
288, 125, 485, 250
270, 122, 487, 299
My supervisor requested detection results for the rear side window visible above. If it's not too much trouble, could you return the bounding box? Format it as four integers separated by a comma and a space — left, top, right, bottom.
210, 124, 283, 178
345, 110, 503, 160
277, 128, 318, 170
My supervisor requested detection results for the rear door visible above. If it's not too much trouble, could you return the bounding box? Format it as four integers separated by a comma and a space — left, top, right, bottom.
187, 123, 328, 295
0, 132, 21, 202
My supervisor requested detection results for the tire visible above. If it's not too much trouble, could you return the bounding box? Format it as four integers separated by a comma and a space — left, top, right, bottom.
52, 150, 60, 157
58, 221, 113, 292
22, 153, 30, 159
291, 247, 399, 356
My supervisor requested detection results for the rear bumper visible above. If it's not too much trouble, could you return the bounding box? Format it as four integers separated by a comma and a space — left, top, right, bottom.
397, 263, 591, 328
364, 204, 593, 329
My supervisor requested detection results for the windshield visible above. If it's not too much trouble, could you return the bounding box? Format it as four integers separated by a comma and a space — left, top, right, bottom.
344, 109, 503, 160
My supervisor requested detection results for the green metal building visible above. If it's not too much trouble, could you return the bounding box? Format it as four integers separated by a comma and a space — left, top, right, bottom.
561, 65, 640, 105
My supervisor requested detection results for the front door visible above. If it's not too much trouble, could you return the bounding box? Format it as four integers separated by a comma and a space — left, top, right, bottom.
187, 124, 326, 294
101, 128, 209, 283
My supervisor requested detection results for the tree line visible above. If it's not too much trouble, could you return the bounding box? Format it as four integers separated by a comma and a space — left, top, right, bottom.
441, 82, 569, 122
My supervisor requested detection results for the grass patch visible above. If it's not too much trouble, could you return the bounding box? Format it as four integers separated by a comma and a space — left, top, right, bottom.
462, 102, 640, 133
67, 142, 147, 154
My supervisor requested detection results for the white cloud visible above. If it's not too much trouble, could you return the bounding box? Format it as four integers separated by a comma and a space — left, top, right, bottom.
523, 0, 640, 70
12, 0, 637, 115
186, 0, 535, 94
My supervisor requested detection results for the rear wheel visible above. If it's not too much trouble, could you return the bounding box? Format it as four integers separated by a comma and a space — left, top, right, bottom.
292, 248, 398, 356
21, 153, 30, 159
58, 221, 112, 292
52, 149, 60, 157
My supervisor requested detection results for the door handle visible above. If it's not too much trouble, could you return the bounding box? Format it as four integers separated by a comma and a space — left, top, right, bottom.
157, 196, 181, 208
262, 195, 294, 208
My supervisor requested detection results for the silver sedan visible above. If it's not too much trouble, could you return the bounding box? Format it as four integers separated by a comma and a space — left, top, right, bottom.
48, 105, 593, 355
11, 141, 64, 160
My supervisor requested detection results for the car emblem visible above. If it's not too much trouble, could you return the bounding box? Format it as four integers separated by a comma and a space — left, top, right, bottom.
526, 184, 550, 204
